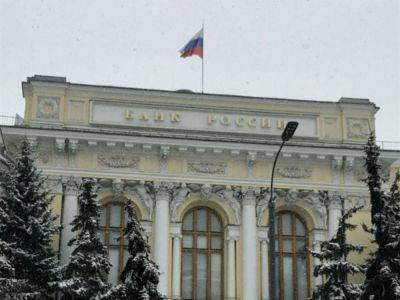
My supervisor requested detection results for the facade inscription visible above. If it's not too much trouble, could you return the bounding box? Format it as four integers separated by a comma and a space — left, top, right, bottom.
90, 100, 318, 137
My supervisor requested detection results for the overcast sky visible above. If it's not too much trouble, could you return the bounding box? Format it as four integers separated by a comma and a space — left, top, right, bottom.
1, 0, 399, 142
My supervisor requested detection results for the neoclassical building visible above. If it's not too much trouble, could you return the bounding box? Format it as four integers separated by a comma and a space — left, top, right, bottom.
1, 75, 399, 300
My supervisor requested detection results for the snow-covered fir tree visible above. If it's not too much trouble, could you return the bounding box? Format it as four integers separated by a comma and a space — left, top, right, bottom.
311, 196, 364, 300
0, 239, 31, 299
58, 178, 111, 300
0, 139, 59, 299
361, 133, 400, 299
101, 200, 163, 300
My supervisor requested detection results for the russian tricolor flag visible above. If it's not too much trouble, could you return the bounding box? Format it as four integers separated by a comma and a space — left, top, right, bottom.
180, 28, 203, 59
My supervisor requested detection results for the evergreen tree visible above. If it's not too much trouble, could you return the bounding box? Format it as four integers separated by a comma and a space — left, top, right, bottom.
0, 139, 59, 298
58, 178, 111, 299
0, 239, 31, 299
361, 134, 400, 299
311, 198, 364, 300
101, 200, 163, 300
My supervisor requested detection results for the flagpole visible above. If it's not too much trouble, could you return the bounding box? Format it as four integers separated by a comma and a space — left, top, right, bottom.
202, 21, 204, 94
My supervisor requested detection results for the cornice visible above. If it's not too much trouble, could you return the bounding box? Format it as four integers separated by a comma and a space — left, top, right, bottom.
22, 78, 377, 112
38, 166, 372, 193
2, 126, 380, 156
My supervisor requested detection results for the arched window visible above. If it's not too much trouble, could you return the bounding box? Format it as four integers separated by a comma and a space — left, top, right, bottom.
99, 202, 129, 284
181, 207, 224, 300
274, 211, 310, 300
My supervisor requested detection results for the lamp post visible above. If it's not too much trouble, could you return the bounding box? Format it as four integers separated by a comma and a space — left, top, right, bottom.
268, 121, 298, 299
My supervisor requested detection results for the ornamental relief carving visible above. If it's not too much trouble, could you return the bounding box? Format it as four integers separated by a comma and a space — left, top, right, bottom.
97, 153, 140, 169
347, 118, 370, 139
36, 149, 53, 166
276, 166, 312, 179
187, 161, 227, 175
36, 97, 60, 120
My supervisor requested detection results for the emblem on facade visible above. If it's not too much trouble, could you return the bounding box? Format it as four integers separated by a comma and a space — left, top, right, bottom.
187, 161, 227, 175
98, 154, 139, 169
276, 166, 312, 179
347, 118, 370, 139
37, 97, 60, 120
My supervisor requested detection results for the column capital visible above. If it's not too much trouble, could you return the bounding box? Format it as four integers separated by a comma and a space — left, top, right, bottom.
328, 191, 345, 209
170, 222, 182, 238
46, 176, 64, 195
154, 181, 176, 201
226, 225, 240, 241
241, 186, 260, 206
62, 176, 81, 196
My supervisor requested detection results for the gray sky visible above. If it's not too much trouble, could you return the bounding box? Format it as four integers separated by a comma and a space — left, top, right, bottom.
1, 0, 399, 142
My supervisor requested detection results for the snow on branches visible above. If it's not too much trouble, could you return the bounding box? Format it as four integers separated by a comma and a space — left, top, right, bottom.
361, 133, 400, 299
100, 200, 164, 300
311, 198, 364, 300
58, 178, 111, 300
0, 138, 59, 299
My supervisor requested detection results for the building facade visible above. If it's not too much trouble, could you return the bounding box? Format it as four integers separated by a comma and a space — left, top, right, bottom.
2, 75, 399, 300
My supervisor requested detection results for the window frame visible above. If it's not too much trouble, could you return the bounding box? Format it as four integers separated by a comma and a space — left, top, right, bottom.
181, 206, 224, 300
99, 201, 129, 283
275, 211, 310, 300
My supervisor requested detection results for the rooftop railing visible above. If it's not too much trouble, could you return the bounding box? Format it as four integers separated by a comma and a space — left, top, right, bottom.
0, 114, 399, 150
0, 114, 23, 126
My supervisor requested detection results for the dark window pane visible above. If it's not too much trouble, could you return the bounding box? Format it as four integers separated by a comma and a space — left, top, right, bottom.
197, 209, 207, 231
183, 212, 193, 231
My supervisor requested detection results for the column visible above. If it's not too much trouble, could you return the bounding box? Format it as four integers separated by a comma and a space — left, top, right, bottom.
260, 239, 269, 300
328, 192, 343, 239
153, 182, 172, 296
50, 180, 63, 253
60, 177, 80, 266
226, 225, 239, 300
241, 188, 258, 300
172, 233, 182, 299
312, 229, 326, 287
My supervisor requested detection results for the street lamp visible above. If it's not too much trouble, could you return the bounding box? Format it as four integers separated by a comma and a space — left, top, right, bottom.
268, 121, 298, 299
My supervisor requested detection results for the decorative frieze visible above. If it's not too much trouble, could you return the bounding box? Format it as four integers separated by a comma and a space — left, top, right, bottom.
256, 189, 270, 226
218, 187, 241, 225
170, 183, 191, 222
274, 188, 327, 229
97, 153, 139, 169
276, 166, 312, 179
187, 161, 227, 175
133, 182, 155, 220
